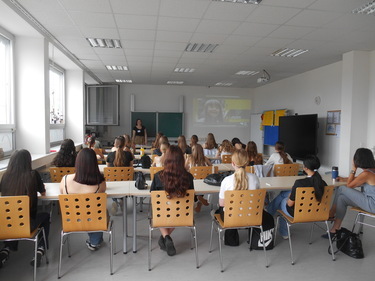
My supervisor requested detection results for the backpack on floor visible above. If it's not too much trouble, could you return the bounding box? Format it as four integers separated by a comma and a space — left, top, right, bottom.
249, 210, 274, 250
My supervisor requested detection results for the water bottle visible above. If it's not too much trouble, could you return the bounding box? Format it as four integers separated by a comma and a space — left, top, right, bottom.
140, 147, 145, 157
332, 166, 338, 180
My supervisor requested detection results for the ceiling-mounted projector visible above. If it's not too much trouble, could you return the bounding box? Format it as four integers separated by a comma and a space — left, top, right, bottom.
257, 69, 270, 84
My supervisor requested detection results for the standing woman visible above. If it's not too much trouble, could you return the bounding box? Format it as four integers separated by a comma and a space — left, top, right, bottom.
132, 119, 147, 146
60, 148, 106, 250
246, 141, 263, 166
265, 141, 293, 166
0, 150, 50, 267
52, 138, 77, 167
326, 148, 375, 237
106, 136, 134, 167
150, 145, 194, 256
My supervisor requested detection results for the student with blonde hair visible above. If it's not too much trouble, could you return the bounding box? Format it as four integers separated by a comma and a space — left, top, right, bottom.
152, 142, 170, 167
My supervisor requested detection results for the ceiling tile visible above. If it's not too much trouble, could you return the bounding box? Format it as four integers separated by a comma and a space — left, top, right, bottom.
156, 31, 193, 43
123, 40, 155, 49
269, 25, 315, 39
115, 14, 158, 30
69, 11, 116, 28
159, 0, 209, 18
246, 6, 301, 25
286, 10, 341, 27
158, 17, 201, 32
224, 35, 261, 46
204, 2, 256, 21
110, 0, 160, 15
79, 27, 119, 39
60, 0, 112, 13
189, 33, 228, 44
196, 20, 240, 35
262, 0, 316, 9
119, 29, 156, 41
234, 22, 279, 37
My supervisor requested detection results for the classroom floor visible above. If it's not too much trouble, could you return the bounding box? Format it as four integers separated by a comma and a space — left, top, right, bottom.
1, 198, 375, 281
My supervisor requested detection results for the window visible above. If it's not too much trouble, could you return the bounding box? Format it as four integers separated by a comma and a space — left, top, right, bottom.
49, 63, 65, 145
0, 29, 15, 157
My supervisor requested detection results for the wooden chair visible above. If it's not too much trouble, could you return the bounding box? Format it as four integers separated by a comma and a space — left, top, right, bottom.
273, 163, 300, 177
49, 167, 76, 183
151, 154, 158, 163
148, 190, 198, 271
208, 190, 268, 271
351, 207, 375, 234
58, 193, 114, 278
103, 167, 134, 181
0, 196, 49, 281
189, 166, 219, 179
221, 154, 232, 164
275, 186, 335, 264
150, 166, 164, 180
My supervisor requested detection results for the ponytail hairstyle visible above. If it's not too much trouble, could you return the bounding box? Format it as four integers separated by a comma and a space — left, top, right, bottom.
232, 149, 249, 190
114, 136, 126, 167
275, 141, 292, 164
303, 155, 325, 202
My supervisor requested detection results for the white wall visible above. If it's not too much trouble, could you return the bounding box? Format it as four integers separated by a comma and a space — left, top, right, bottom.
367, 50, 375, 154
253, 62, 342, 172
107, 84, 254, 144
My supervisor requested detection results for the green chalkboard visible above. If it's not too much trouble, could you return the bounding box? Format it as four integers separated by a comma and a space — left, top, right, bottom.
158, 113, 183, 138
131, 112, 157, 137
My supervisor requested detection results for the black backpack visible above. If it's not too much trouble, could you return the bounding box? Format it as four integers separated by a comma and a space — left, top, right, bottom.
135, 171, 148, 190
140, 155, 151, 168
249, 210, 275, 250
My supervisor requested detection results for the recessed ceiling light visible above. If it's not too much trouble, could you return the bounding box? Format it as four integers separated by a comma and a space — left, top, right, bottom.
106, 65, 128, 71
185, 43, 218, 53
87, 38, 122, 48
174, 68, 195, 73
167, 81, 184, 85
235, 70, 259, 76
212, 0, 262, 4
215, 82, 233, 87
352, 1, 375, 15
271, 48, 308, 58
116, 79, 132, 83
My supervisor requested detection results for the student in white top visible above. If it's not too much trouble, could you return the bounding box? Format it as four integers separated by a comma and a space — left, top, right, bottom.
265, 141, 293, 166
219, 149, 260, 208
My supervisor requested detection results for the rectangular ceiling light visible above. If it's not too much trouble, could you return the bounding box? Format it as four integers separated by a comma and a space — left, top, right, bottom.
87, 38, 122, 48
271, 48, 308, 58
167, 81, 184, 85
185, 43, 219, 53
215, 82, 233, 87
212, 0, 262, 4
174, 68, 195, 73
106, 65, 128, 71
235, 70, 259, 76
352, 1, 375, 15
116, 79, 132, 83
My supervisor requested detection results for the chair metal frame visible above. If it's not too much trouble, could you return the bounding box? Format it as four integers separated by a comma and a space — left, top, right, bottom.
351, 207, 375, 233
273, 163, 300, 177
103, 167, 134, 181
208, 189, 268, 272
49, 167, 76, 183
275, 186, 335, 265
148, 190, 199, 271
58, 193, 114, 278
0, 196, 49, 281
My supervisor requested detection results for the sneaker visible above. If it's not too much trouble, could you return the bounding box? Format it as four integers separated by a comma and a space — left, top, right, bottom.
30, 248, 44, 267
321, 232, 336, 241
110, 201, 118, 216
0, 249, 9, 268
282, 235, 289, 240
86, 240, 101, 251
158, 235, 166, 251
164, 235, 176, 256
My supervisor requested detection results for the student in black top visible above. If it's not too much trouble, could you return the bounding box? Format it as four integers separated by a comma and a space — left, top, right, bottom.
150, 145, 194, 256
0, 150, 49, 268
106, 136, 134, 167
132, 119, 147, 145
267, 155, 326, 239
52, 138, 77, 167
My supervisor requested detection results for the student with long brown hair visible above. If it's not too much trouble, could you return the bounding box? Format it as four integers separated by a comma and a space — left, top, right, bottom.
177, 135, 191, 154
52, 138, 77, 167
246, 141, 263, 166
150, 145, 194, 256
60, 148, 106, 251
0, 150, 49, 268
265, 141, 293, 166
106, 136, 134, 167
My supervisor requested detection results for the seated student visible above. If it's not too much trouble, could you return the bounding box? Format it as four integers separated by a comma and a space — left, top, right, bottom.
218, 149, 260, 217
152, 132, 164, 149
152, 136, 169, 156
106, 136, 134, 167
189, 134, 199, 149
152, 142, 169, 167
325, 148, 375, 239
150, 145, 194, 256
267, 155, 326, 239
60, 148, 106, 250
216, 139, 234, 158
203, 133, 219, 160
265, 141, 293, 166
177, 135, 191, 154
52, 138, 77, 167
231, 137, 246, 150
123, 134, 135, 156
88, 136, 104, 159
0, 150, 50, 268
245, 141, 263, 166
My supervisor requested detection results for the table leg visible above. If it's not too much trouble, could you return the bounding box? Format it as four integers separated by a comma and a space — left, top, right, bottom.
133, 196, 137, 253
123, 196, 128, 254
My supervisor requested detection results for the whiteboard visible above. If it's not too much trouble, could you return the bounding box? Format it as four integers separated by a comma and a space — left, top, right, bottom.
250, 114, 263, 153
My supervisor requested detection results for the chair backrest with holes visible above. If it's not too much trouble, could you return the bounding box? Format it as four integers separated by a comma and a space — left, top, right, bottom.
190, 166, 218, 179
150, 167, 164, 180
59, 193, 108, 232
292, 186, 334, 223
223, 189, 266, 228
274, 164, 300, 176
104, 167, 134, 181
50, 167, 76, 183
245, 166, 254, 173
0, 196, 31, 239
221, 154, 232, 164
151, 190, 194, 227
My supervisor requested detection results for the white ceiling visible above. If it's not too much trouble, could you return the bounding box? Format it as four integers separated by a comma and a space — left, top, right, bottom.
2, 0, 375, 88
